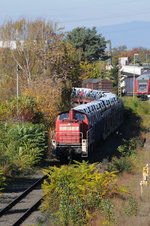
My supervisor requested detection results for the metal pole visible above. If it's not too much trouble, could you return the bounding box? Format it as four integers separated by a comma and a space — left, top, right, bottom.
133, 55, 135, 99
146, 54, 148, 64
118, 58, 121, 97
133, 54, 138, 99
17, 66, 19, 117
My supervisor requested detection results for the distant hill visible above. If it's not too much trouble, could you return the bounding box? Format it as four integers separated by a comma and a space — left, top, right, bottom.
96, 21, 150, 49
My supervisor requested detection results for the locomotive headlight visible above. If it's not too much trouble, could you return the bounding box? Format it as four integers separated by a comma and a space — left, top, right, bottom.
82, 139, 87, 153
52, 139, 56, 148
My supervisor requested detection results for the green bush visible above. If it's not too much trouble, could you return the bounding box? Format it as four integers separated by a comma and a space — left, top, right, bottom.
107, 137, 143, 174
122, 196, 138, 216
117, 138, 142, 157
41, 161, 127, 225
0, 168, 6, 196
108, 157, 133, 173
0, 94, 43, 123
99, 199, 115, 222
0, 121, 48, 175
5, 122, 48, 152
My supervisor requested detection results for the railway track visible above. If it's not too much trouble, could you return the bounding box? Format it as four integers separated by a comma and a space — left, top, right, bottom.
0, 175, 47, 226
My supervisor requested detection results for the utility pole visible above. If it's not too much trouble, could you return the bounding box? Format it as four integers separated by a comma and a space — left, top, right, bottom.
106, 40, 112, 65
118, 58, 121, 97
17, 65, 20, 117
146, 54, 148, 65
133, 53, 138, 99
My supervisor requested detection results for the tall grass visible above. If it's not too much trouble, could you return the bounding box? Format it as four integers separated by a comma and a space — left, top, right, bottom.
107, 97, 149, 175
123, 97, 150, 115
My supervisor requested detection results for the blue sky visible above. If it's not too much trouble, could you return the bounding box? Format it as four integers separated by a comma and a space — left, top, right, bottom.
1, 0, 150, 30
1, 0, 150, 48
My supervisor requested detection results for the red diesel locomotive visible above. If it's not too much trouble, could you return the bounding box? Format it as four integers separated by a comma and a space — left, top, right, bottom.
135, 74, 150, 99
51, 90, 123, 160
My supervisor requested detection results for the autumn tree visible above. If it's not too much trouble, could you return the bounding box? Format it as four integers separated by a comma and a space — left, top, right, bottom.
129, 47, 150, 65
109, 65, 119, 94
0, 19, 82, 104
111, 45, 127, 65
24, 77, 72, 126
0, 19, 65, 82
80, 60, 108, 79
0, 47, 17, 103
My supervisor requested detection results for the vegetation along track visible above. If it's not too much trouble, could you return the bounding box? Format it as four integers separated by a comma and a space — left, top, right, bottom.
0, 175, 47, 226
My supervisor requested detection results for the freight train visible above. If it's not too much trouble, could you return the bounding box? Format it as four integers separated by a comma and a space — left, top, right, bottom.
51, 88, 123, 160
135, 74, 150, 100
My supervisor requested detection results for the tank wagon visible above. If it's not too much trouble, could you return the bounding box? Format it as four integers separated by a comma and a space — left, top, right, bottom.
135, 74, 150, 100
52, 89, 123, 160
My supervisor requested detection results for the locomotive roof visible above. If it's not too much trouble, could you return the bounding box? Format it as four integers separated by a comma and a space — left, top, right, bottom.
137, 74, 150, 80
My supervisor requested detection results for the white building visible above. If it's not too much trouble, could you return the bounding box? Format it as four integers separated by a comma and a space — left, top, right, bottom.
0, 40, 17, 49
119, 58, 150, 95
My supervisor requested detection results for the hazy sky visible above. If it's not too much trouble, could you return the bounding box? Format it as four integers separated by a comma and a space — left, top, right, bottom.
1, 0, 150, 30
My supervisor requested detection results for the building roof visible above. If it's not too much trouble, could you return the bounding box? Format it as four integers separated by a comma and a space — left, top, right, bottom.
82, 78, 110, 84
121, 65, 150, 77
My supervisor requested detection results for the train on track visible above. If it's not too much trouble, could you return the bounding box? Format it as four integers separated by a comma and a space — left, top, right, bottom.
135, 74, 150, 100
51, 88, 124, 160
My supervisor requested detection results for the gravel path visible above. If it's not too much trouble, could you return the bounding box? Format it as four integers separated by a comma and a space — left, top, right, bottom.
0, 171, 46, 226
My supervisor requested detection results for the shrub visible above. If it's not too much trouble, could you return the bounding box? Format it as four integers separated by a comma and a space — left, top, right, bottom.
107, 137, 144, 174
0, 94, 42, 123
0, 121, 48, 175
122, 196, 138, 216
5, 122, 48, 153
41, 161, 127, 225
117, 138, 142, 157
108, 157, 133, 174
0, 168, 6, 196
99, 199, 115, 222
10, 143, 43, 171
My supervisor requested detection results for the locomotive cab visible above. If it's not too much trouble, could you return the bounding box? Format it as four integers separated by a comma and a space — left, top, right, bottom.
135, 74, 150, 99
52, 109, 89, 158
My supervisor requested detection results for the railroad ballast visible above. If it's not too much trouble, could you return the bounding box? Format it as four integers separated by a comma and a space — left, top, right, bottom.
52, 88, 124, 160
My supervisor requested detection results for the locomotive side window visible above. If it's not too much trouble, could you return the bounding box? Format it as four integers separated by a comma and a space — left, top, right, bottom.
74, 112, 85, 120
59, 113, 69, 120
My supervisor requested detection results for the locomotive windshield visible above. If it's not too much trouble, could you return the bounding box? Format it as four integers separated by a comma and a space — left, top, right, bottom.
138, 83, 147, 92
74, 112, 85, 120
59, 113, 69, 120
59, 112, 85, 120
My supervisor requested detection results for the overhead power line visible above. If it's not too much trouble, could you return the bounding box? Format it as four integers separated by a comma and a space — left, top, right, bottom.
58, 10, 150, 24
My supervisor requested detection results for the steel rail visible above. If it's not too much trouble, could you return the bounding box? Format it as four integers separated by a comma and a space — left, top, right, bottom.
12, 197, 43, 226
0, 175, 47, 217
